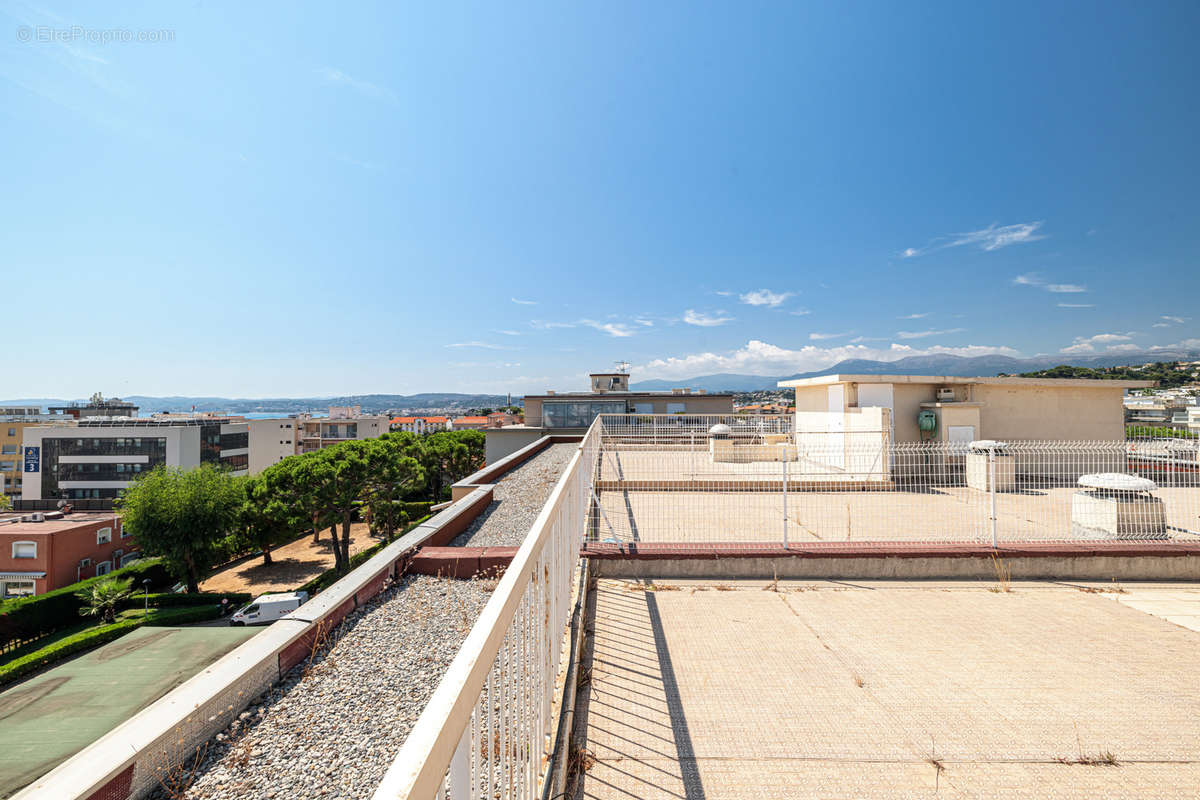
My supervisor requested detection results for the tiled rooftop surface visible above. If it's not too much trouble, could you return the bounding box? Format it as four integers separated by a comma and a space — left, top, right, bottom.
574, 579, 1200, 799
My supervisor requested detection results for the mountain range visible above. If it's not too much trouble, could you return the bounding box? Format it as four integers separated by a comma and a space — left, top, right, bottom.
628, 349, 1200, 392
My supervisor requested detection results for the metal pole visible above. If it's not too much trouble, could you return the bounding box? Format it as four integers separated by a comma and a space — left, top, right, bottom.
989, 448, 998, 548
782, 444, 789, 548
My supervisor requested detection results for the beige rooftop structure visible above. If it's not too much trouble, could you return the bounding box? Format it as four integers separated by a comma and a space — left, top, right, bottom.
778, 374, 1156, 443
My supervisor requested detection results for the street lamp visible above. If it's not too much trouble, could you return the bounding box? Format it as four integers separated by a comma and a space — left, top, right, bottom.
142, 578, 151, 614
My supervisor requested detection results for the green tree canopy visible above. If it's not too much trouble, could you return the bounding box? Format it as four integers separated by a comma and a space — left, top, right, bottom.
118, 464, 242, 593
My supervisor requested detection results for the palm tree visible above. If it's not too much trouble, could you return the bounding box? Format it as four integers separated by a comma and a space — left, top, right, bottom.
76, 577, 135, 624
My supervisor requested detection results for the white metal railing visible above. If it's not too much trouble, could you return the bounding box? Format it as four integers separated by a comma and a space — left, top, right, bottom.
587, 416, 1200, 545
373, 425, 599, 800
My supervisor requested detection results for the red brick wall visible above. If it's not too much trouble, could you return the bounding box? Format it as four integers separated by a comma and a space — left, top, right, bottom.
0, 515, 142, 594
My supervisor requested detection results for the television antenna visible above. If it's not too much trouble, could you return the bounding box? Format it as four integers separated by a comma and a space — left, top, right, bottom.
614, 361, 630, 374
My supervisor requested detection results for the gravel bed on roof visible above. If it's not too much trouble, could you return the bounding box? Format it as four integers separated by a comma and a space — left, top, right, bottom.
158, 574, 491, 800
450, 442, 576, 548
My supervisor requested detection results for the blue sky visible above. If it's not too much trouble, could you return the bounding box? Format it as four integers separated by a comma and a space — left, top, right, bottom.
2, 1, 1197, 398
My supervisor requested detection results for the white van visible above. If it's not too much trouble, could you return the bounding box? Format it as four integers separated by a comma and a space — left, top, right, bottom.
230, 591, 309, 626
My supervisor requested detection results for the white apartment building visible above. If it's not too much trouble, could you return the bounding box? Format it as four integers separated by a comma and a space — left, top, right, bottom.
296, 408, 389, 454
389, 416, 451, 435
247, 417, 298, 473
20, 418, 250, 501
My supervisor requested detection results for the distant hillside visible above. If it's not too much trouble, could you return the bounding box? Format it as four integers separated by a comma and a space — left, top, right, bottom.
1016, 362, 1200, 388
0, 393, 515, 415
631, 349, 1200, 392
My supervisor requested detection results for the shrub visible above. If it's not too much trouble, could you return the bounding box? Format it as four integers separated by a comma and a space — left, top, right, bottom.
120, 591, 251, 610
0, 604, 221, 687
0, 558, 173, 651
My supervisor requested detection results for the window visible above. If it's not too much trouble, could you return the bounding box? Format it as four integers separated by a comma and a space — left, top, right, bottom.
633, 403, 654, 414
95, 561, 112, 576
12, 541, 37, 559
2, 580, 35, 598
119, 552, 140, 567
0, 445, 15, 455
542, 400, 626, 429
667, 402, 687, 414
6, 427, 15, 437
79, 557, 92, 568
0, 461, 14, 472
96, 527, 112, 544
120, 521, 129, 538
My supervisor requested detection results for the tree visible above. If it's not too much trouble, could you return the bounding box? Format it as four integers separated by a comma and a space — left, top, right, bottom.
118, 464, 242, 593
76, 577, 134, 624
364, 436, 426, 540
236, 473, 303, 566
0, 494, 10, 512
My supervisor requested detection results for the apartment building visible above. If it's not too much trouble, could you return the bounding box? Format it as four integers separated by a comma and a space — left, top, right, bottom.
486, 370, 734, 462
247, 417, 298, 472
449, 416, 491, 431
296, 407, 388, 454
47, 394, 139, 419
0, 511, 137, 596
390, 416, 451, 434
20, 418, 250, 502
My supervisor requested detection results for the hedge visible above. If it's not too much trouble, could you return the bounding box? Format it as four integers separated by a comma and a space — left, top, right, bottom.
122, 591, 252, 610
0, 558, 174, 651
295, 514, 432, 596
0, 604, 223, 687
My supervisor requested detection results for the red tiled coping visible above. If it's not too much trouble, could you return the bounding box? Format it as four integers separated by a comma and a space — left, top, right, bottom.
580, 540, 1200, 560
409, 546, 520, 578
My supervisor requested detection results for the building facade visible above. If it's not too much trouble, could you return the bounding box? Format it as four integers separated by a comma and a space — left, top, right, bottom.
777, 374, 1156, 443
296, 408, 388, 454
486, 371, 735, 462
247, 417, 298, 473
20, 419, 250, 502
389, 416, 451, 434
0, 512, 138, 596
1, 413, 72, 502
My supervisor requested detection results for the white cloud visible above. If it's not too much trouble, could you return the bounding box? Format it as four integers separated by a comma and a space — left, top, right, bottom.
635, 318, 655, 327
903, 221, 1045, 257
315, 67, 396, 102
896, 328, 966, 340
579, 319, 636, 337
1150, 338, 1200, 351
714, 290, 733, 297
530, 320, 574, 330
898, 312, 930, 320
511, 297, 537, 305
1153, 323, 1171, 328
445, 341, 518, 350
809, 332, 852, 341
1161, 315, 1186, 324
493, 330, 521, 336
1060, 332, 1135, 354
1105, 344, 1140, 353
1013, 273, 1087, 294
1057, 303, 1094, 308
682, 309, 734, 327
638, 340, 1021, 380
739, 289, 794, 308
789, 309, 812, 316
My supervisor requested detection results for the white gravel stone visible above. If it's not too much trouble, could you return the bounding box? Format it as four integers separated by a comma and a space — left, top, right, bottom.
451, 443, 575, 547
155, 575, 491, 800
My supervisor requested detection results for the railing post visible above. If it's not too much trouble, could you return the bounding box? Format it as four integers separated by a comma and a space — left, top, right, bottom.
988, 447, 998, 548
446, 721, 470, 800
782, 444, 789, 548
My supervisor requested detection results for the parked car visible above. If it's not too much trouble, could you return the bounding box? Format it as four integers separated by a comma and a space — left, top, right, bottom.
229, 591, 309, 626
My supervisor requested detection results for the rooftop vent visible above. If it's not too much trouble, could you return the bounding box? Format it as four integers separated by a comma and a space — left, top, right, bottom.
936, 388, 956, 402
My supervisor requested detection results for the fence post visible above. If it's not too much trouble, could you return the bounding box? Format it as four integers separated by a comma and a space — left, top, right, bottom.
782, 444, 789, 548
446, 721, 471, 800
988, 447, 998, 548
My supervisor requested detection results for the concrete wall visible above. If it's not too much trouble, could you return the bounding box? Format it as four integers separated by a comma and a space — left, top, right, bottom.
973, 384, 1126, 440
485, 428, 545, 465
247, 418, 298, 474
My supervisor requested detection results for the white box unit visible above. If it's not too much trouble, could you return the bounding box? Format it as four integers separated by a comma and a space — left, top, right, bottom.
936, 388, 956, 402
